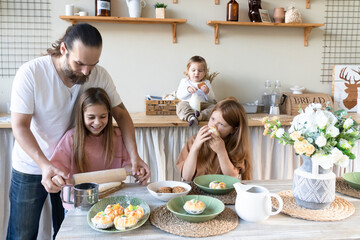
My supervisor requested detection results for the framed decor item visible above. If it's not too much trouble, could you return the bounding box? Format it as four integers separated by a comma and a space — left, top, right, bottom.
332, 65, 360, 112
259, 9, 272, 23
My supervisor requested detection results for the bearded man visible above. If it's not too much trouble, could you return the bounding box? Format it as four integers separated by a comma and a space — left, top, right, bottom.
7, 23, 150, 240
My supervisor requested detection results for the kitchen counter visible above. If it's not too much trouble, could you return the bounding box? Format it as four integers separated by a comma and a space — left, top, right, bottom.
0, 112, 298, 128
2, 112, 360, 128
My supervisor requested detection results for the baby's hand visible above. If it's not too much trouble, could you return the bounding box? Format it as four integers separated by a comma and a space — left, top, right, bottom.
200, 85, 209, 94
187, 86, 197, 94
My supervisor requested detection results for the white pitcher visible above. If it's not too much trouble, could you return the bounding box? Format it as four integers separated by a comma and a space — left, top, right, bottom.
233, 182, 283, 222
126, 0, 146, 18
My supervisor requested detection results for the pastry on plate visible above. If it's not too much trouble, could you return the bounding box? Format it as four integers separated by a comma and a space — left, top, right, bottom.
208, 126, 219, 136
114, 215, 138, 230
209, 181, 226, 189
104, 203, 124, 220
158, 186, 172, 193
183, 199, 206, 215
91, 211, 114, 229
125, 204, 144, 220
172, 186, 186, 193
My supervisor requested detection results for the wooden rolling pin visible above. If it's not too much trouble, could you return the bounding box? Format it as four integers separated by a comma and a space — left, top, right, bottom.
73, 168, 131, 185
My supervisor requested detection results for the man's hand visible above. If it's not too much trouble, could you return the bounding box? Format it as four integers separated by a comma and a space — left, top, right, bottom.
130, 156, 151, 185
40, 163, 68, 193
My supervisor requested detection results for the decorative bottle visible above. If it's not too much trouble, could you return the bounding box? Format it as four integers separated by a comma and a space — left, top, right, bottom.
248, 0, 262, 22
227, 0, 239, 22
96, 0, 111, 16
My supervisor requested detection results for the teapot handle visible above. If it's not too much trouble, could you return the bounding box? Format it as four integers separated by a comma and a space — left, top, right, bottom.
268, 193, 283, 215
140, 0, 146, 8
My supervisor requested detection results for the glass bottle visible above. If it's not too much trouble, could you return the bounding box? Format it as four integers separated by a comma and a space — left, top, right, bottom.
248, 0, 262, 22
95, 0, 111, 16
227, 0, 239, 22
262, 80, 272, 113
272, 80, 282, 107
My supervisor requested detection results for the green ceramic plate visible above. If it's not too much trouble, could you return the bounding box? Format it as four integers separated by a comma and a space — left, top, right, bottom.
343, 172, 360, 190
167, 195, 225, 223
87, 196, 150, 233
193, 174, 241, 195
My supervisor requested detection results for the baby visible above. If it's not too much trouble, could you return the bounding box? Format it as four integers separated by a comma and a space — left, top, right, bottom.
176, 56, 216, 126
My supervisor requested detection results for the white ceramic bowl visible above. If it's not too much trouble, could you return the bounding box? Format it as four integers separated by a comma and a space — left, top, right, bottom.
147, 181, 191, 202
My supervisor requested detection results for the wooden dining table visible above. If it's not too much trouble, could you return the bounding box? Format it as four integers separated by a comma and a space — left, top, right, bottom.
56, 179, 360, 240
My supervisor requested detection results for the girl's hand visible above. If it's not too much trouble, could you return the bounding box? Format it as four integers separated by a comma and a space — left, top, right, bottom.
200, 85, 209, 94
209, 134, 227, 155
187, 86, 197, 94
192, 125, 212, 151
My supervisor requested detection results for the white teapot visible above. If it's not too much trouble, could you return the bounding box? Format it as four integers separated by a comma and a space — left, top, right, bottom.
233, 182, 283, 222
126, 0, 146, 18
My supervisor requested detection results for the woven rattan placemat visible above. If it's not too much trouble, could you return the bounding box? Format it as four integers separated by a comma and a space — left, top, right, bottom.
150, 205, 238, 238
188, 182, 236, 205
336, 177, 360, 199
272, 190, 355, 221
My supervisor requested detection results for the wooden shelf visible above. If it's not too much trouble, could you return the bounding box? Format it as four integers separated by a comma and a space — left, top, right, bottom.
213, 0, 310, 7
207, 21, 324, 46
59, 16, 187, 43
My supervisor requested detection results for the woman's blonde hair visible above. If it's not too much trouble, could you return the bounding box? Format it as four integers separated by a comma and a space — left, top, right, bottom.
198, 97, 252, 180
184, 55, 209, 81
73, 88, 114, 173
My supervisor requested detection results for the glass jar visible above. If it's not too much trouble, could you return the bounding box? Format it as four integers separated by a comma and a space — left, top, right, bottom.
248, 0, 262, 22
96, 0, 111, 16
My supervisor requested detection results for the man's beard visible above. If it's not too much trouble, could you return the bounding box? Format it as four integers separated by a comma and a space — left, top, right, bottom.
64, 61, 89, 85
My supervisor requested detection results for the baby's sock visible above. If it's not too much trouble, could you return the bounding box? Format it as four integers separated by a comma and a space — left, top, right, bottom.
188, 116, 198, 127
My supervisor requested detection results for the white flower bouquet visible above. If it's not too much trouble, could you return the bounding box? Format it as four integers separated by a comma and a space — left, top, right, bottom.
263, 103, 360, 169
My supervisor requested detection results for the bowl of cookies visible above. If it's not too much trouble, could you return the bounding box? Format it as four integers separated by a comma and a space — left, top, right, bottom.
193, 174, 240, 195
147, 181, 191, 202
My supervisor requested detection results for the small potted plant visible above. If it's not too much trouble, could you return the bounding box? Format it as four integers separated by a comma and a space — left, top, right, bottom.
154, 2, 167, 19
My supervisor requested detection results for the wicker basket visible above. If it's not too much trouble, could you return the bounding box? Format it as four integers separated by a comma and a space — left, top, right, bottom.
145, 99, 180, 115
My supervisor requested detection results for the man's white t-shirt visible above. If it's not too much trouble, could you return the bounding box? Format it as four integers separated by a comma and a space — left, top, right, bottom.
11, 55, 122, 175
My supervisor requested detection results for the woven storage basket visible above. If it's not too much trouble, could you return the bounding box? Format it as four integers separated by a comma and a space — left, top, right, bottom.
280, 92, 333, 115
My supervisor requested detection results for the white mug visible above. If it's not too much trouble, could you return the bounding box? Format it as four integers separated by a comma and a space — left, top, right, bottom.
234, 184, 283, 222
65, 4, 74, 16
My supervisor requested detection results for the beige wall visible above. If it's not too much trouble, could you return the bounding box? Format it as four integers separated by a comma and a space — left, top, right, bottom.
0, 0, 329, 113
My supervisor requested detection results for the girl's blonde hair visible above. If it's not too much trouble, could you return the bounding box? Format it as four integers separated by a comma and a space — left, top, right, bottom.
198, 97, 252, 180
184, 55, 209, 81
73, 88, 114, 173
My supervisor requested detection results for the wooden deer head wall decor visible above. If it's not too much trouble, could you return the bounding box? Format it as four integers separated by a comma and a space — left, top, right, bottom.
333, 65, 360, 112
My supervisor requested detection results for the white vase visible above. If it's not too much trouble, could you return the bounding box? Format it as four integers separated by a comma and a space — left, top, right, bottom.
293, 155, 336, 210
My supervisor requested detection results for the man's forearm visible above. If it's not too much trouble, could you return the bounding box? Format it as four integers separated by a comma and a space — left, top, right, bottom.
12, 115, 49, 170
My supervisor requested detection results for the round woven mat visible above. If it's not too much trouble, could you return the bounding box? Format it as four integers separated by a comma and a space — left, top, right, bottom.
188, 182, 236, 205
272, 190, 355, 222
336, 177, 360, 199
150, 205, 238, 238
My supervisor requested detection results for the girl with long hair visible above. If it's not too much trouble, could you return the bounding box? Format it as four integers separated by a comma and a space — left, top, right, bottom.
50, 88, 146, 190
177, 97, 252, 181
